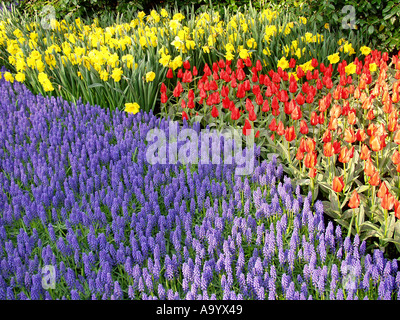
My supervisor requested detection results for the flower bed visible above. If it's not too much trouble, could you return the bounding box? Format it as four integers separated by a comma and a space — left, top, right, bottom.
0, 76, 399, 300
160, 48, 400, 253
0, 6, 362, 114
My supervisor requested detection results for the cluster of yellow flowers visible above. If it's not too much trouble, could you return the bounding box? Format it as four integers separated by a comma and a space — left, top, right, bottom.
0, 7, 360, 113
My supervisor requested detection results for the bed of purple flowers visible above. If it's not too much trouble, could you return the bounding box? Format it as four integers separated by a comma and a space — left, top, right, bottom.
0, 73, 400, 300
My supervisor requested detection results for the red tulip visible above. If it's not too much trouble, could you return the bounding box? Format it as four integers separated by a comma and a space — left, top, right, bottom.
269, 118, 278, 131
256, 60, 262, 71
333, 140, 341, 154
177, 68, 183, 78
299, 120, 309, 134
322, 129, 332, 143
245, 98, 255, 112
166, 68, 174, 79
231, 107, 241, 120
296, 93, 305, 105
211, 106, 219, 118
296, 147, 304, 160
248, 109, 257, 122
182, 111, 189, 121
183, 60, 190, 70
161, 93, 168, 104
310, 111, 319, 126
356, 129, 367, 142
173, 81, 183, 97
262, 99, 270, 112
296, 66, 305, 78
243, 119, 252, 136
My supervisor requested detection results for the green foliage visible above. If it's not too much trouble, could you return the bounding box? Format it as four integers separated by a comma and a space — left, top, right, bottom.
301, 0, 400, 53
16, 0, 145, 19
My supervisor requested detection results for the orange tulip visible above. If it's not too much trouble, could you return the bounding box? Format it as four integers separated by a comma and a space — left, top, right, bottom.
323, 142, 334, 157
296, 147, 304, 160
338, 147, 350, 163
369, 135, 382, 152
377, 181, 389, 199
276, 121, 285, 136
332, 176, 345, 193
367, 123, 377, 136
361, 97, 372, 110
330, 104, 342, 119
344, 127, 356, 144
309, 167, 317, 178
328, 117, 338, 131
304, 151, 317, 168
392, 150, 400, 165
305, 138, 316, 153
382, 193, 395, 211
360, 144, 370, 160
369, 171, 381, 186
395, 200, 400, 219
394, 130, 400, 145
347, 111, 356, 125
285, 126, 296, 142
348, 190, 360, 209
364, 158, 375, 177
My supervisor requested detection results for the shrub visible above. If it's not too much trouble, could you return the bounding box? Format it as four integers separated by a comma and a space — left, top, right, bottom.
301, 0, 400, 53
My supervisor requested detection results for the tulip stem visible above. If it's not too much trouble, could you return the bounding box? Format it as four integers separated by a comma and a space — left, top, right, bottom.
347, 209, 355, 238
384, 209, 388, 238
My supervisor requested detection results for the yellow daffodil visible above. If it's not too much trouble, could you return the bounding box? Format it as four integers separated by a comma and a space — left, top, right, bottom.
125, 102, 140, 114
145, 71, 156, 82
360, 46, 371, 56
277, 56, 289, 70
111, 67, 123, 82
225, 51, 234, 61
239, 48, 249, 59
369, 63, 377, 72
345, 62, 356, 75
327, 52, 340, 64
4, 72, 14, 83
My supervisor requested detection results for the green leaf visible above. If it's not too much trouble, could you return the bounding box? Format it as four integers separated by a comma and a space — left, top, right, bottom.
368, 25, 375, 34
88, 83, 105, 89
